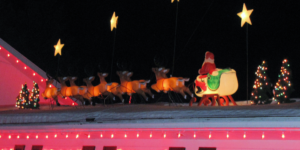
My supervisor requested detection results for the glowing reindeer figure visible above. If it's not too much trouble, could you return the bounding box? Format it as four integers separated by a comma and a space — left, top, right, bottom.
96, 72, 124, 102
125, 71, 154, 101
41, 77, 60, 106
57, 77, 72, 98
82, 76, 98, 100
151, 67, 194, 99
68, 77, 88, 104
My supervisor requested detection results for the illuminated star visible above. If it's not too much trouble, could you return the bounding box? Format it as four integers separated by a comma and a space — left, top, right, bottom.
171, 0, 179, 3
110, 11, 118, 31
237, 3, 253, 27
54, 39, 64, 56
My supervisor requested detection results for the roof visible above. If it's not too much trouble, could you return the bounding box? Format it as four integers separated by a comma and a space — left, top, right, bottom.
0, 38, 75, 106
1, 100, 300, 129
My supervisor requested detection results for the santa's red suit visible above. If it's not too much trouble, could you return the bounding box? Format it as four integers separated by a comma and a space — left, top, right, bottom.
198, 51, 216, 75
196, 51, 216, 90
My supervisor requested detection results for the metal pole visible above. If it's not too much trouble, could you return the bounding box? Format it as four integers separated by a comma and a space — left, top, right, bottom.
246, 23, 249, 103
171, 1, 179, 76
110, 29, 117, 82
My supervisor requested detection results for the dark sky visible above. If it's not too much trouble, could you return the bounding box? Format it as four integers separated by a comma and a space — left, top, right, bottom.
0, 0, 299, 100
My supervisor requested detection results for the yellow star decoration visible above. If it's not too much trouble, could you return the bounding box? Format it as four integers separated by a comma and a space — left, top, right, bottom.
171, 0, 179, 3
54, 39, 64, 56
110, 11, 118, 31
237, 3, 253, 27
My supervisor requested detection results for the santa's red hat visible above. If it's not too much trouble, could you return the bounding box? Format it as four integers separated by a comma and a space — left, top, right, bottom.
205, 51, 214, 59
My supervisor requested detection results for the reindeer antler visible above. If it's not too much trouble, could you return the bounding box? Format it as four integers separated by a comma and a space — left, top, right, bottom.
154, 55, 168, 67
84, 64, 94, 77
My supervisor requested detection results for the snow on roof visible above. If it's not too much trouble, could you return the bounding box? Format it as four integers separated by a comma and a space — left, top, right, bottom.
1, 101, 300, 129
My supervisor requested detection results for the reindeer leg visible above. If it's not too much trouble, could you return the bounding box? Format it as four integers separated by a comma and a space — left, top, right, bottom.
116, 93, 124, 103
144, 89, 154, 99
54, 96, 60, 106
183, 87, 194, 98
139, 91, 148, 102
178, 89, 187, 99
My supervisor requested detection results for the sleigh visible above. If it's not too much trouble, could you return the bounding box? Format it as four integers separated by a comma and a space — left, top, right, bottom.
194, 69, 238, 106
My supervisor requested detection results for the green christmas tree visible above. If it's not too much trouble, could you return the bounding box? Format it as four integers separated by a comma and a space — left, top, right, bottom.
16, 83, 30, 109
273, 59, 293, 104
250, 60, 272, 104
30, 81, 40, 109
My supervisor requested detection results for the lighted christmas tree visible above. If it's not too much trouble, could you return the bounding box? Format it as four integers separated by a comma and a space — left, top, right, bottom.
16, 83, 30, 109
273, 59, 293, 104
250, 60, 272, 104
30, 81, 40, 109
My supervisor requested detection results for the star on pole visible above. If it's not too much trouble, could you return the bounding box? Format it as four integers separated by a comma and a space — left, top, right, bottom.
54, 39, 64, 56
171, 0, 179, 3
110, 11, 118, 31
237, 3, 253, 27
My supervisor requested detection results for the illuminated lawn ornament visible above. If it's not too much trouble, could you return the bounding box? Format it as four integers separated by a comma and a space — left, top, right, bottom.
194, 70, 238, 97
237, 3, 253, 27
151, 67, 194, 99
57, 77, 73, 98
54, 39, 64, 56
110, 11, 118, 31
82, 73, 123, 102
117, 71, 154, 101
42, 75, 60, 106
171, 0, 179, 3
192, 52, 238, 106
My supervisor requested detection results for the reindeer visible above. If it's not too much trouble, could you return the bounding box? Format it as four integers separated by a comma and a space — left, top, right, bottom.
151, 67, 194, 99
41, 76, 60, 106
57, 77, 72, 98
97, 72, 124, 102
125, 72, 154, 101
82, 76, 98, 100
68, 76, 88, 105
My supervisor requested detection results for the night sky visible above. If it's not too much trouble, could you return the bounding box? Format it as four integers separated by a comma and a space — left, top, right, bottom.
0, 0, 299, 101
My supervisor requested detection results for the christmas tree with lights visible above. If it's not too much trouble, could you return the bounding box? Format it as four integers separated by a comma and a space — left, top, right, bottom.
250, 60, 272, 104
30, 81, 40, 109
16, 83, 30, 109
273, 59, 294, 104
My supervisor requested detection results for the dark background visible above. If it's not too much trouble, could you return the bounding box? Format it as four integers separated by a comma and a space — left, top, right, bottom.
0, 0, 299, 101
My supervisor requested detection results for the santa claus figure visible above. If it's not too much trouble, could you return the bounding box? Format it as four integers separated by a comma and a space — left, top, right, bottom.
198, 51, 216, 75
195, 51, 216, 93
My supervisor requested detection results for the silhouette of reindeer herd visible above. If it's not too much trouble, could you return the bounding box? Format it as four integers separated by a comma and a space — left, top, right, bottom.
42, 58, 238, 107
